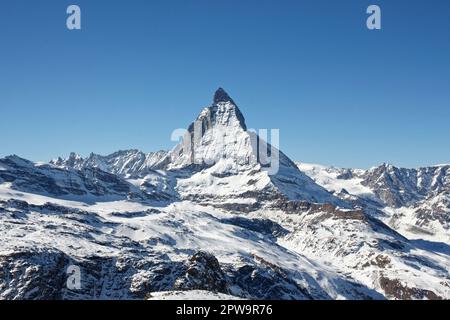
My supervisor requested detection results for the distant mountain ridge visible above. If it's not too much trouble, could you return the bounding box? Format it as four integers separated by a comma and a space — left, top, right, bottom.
51, 88, 343, 207
51, 150, 170, 177
297, 162, 450, 242
0, 88, 449, 300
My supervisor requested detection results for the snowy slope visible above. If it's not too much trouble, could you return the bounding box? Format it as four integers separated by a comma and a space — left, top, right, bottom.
1, 184, 448, 300
0, 88, 449, 300
147, 290, 243, 300
297, 162, 450, 243
53, 89, 343, 207
0, 194, 389, 300
0, 155, 147, 202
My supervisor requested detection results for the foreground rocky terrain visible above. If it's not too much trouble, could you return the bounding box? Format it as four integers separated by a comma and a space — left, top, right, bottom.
0, 89, 448, 300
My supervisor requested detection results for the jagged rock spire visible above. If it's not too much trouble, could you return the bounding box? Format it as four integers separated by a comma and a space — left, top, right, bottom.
209, 88, 246, 131
214, 87, 235, 105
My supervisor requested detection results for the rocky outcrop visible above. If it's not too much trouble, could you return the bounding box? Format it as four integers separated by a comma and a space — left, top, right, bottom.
379, 277, 442, 300
174, 252, 228, 294
0, 249, 69, 300
360, 164, 450, 208
0, 88, 449, 301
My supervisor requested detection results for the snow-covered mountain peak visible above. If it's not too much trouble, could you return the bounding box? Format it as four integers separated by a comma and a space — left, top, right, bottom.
51, 152, 83, 168
191, 88, 247, 132
1, 88, 449, 300
164, 89, 344, 206
3, 155, 34, 168
51, 149, 170, 177
167, 89, 254, 171
45, 89, 342, 206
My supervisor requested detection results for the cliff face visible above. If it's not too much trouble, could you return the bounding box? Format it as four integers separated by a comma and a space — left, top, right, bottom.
0, 89, 449, 300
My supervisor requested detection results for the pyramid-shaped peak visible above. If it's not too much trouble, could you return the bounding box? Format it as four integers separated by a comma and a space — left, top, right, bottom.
208, 88, 246, 130
214, 87, 235, 105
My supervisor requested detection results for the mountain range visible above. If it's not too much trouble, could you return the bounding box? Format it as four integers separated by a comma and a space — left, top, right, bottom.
0, 88, 448, 300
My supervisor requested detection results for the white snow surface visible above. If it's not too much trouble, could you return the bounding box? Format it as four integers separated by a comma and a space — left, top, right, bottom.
1, 89, 448, 300
297, 163, 374, 197
297, 162, 450, 243
1, 181, 449, 300
147, 290, 243, 300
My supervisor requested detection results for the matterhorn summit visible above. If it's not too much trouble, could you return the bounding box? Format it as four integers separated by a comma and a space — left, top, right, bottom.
167, 87, 253, 170
1, 88, 448, 300
50, 88, 341, 206
163, 88, 343, 206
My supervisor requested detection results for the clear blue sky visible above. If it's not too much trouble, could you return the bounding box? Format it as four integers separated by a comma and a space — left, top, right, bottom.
1, 0, 449, 168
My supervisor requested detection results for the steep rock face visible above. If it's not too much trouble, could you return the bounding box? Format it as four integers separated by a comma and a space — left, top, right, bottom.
174, 251, 228, 293
414, 190, 450, 227
360, 165, 450, 240
297, 162, 450, 242
0, 199, 391, 300
253, 203, 449, 300
168, 100, 252, 170
51, 88, 342, 207
1, 88, 449, 301
388, 190, 450, 241
359, 164, 450, 208
0, 249, 69, 300
167, 89, 344, 207
225, 254, 317, 300
0, 247, 186, 300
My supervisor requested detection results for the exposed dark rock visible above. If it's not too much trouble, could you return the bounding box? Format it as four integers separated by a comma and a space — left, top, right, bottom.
213, 87, 235, 105
220, 217, 288, 238
360, 164, 450, 208
0, 249, 69, 300
226, 254, 314, 300
379, 276, 442, 300
272, 199, 367, 221
174, 251, 228, 294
